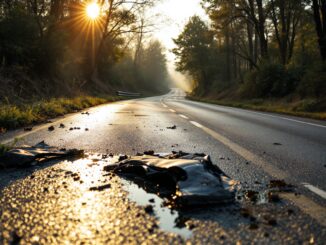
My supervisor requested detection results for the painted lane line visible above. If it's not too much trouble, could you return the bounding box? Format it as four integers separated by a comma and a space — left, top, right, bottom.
183, 99, 326, 129
190, 121, 203, 128
247, 110, 326, 129
302, 183, 326, 199
188, 99, 326, 129
169, 109, 176, 113
179, 114, 189, 119
187, 120, 326, 226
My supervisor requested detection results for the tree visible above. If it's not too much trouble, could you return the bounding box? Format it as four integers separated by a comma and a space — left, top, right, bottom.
268, 0, 304, 64
312, 0, 326, 60
173, 16, 218, 94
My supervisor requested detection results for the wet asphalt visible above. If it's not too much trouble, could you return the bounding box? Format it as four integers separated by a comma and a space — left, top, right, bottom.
0, 89, 325, 244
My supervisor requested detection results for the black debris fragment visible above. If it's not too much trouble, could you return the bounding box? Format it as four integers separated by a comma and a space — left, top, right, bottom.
143, 150, 155, 155
48, 126, 55, 131
167, 125, 177, 129
269, 180, 294, 191
144, 205, 154, 214
89, 184, 111, 191
59, 123, 65, 128
0, 141, 84, 168
273, 142, 282, 146
24, 127, 33, 131
103, 152, 236, 207
118, 155, 128, 161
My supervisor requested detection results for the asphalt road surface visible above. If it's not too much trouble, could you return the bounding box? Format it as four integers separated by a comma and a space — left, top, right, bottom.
0, 89, 325, 244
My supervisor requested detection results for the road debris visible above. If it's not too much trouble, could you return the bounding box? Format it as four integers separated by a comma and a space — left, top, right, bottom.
0, 141, 83, 168
103, 151, 237, 207
24, 127, 33, 131
59, 123, 65, 128
167, 125, 177, 129
89, 184, 111, 191
48, 126, 55, 131
273, 142, 282, 146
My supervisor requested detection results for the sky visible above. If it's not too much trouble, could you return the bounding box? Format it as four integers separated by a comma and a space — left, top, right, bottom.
148, 0, 208, 90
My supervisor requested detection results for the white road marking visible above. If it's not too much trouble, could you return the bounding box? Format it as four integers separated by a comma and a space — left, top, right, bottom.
179, 114, 189, 119
190, 121, 203, 128
302, 183, 326, 199
187, 119, 326, 225
247, 110, 326, 129
189, 99, 326, 129
163, 105, 168, 108
169, 109, 176, 113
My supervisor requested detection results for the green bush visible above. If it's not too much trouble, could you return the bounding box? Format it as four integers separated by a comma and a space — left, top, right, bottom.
240, 63, 303, 98
297, 62, 326, 98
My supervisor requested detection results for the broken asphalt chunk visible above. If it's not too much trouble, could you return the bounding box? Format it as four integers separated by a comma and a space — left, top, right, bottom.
48, 126, 55, 131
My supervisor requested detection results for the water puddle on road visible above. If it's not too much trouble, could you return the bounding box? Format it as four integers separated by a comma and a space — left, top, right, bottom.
121, 179, 193, 239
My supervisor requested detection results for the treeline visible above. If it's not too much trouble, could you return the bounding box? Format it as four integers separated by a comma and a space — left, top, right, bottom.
173, 0, 326, 100
0, 0, 169, 102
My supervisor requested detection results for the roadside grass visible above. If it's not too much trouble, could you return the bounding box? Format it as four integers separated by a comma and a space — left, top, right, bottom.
0, 96, 121, 131
188, 96, 326, 120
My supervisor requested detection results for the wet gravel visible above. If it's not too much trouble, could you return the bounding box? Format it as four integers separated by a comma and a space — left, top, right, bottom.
0, 156, 325, 244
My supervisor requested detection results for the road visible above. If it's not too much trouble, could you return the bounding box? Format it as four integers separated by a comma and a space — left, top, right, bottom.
0, 89, 325, 244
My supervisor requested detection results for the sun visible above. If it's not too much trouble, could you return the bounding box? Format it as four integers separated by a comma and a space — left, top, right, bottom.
86, 2, 100, 20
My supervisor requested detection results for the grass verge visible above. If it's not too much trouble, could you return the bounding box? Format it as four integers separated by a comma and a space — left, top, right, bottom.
0, 96, 121, 131
188, 96, 326, 121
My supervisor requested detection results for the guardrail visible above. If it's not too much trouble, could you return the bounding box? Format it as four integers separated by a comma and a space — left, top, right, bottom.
116, 91, 141, 97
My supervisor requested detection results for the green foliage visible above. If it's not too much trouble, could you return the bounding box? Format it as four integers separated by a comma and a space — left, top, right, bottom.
297, 62, 326, 98
0, 96, 117, 130
0, 8, 39, 66
240, 63, 302, 98
173, 16, 220, 94
0, 0, 168, 99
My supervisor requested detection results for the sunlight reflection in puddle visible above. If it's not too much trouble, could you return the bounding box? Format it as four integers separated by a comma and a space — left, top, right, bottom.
121, 179, 193, 239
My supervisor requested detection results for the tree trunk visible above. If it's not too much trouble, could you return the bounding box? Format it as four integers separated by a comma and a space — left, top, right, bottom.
312, 0, 326, 61
247, 20, 254, 69
225, 26, 232, 82
256, 0, 268, 58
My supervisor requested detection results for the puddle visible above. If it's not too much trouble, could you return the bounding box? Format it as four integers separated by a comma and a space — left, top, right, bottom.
121, 179, 193, 239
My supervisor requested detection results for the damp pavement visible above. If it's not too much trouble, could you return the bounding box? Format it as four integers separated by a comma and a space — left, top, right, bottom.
0, 89, 326, 244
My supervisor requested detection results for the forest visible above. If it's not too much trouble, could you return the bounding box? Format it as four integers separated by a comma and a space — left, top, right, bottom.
173, 0, 326, 114
0, 0, 169, 103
